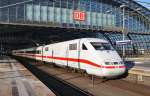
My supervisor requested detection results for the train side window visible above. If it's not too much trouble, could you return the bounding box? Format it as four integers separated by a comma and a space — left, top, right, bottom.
82, 44, 87, 50
45, 47, 49, 51
36, 50, 41, 54
69, 43, 77, 50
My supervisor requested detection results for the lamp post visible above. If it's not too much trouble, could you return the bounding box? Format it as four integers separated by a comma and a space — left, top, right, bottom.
120, 4, 126, 60
105, 6, 126, 59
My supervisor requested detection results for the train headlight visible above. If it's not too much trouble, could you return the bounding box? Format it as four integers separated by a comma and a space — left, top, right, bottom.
114, 62, 118, 65
105, 62, 110, 65
119, 61, 124, 65
105, 62, 115, 65
105, 62, 121, 65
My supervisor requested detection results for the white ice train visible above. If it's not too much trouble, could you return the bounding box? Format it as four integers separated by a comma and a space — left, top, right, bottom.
12, 38, 126, 78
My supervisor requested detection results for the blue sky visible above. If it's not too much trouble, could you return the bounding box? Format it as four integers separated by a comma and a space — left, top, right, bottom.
136, 0, 150, 9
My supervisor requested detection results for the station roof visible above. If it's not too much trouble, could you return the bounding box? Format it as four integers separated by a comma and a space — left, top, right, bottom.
0, 0, 149, 53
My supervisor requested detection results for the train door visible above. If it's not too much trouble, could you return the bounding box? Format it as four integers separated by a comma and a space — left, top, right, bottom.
67, 42, 80, 68
79, 42, 89, 70
79, 41, 100, 73
43, 46, 53, 63
43, 46, 48, 62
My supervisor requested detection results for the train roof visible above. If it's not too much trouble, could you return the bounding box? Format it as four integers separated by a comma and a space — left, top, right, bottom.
14, 38, 108, 51
55, 38, 108, 43
81, 38, 108, 42
44, 38, 108, 46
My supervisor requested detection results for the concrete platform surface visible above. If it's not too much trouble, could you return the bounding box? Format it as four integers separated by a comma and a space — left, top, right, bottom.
125, 57, 150, 74
37, 64, 150, 96
0, 56, 55, 96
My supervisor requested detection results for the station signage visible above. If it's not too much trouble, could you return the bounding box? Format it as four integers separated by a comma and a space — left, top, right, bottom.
116, 40, 132, 45
73, 10, 86, 21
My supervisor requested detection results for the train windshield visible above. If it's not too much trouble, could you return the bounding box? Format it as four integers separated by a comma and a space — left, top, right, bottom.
91, 42, 114, 51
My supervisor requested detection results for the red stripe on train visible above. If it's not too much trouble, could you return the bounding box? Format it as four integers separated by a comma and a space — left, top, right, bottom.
43, 55, 125, 69
18, 53, 125, 69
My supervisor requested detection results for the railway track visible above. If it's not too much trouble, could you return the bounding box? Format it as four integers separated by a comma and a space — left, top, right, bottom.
15, 56, 93, 96
14, 56, 150, 96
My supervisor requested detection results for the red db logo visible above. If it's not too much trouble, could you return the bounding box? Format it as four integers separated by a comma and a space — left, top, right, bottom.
73, 10, 86, 21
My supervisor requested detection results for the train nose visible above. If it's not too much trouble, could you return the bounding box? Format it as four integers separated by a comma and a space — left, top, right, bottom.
102, 66, 126, 78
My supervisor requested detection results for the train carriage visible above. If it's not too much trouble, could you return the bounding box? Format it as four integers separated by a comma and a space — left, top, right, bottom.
13, 38, 126, 78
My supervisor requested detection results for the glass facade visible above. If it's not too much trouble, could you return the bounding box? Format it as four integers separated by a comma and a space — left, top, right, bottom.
25, 1, 115, 29
129, 34, 150, 55
104, 33, 134, 56
0, 0, 149, 33
0, 0, 150, 56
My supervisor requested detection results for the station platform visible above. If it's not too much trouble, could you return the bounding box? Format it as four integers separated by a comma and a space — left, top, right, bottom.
126, 57, 150, 64
126, 57, 150, 71
0, 56, 55, 96
36, 63, 150, 96
125, 57, 150, 84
